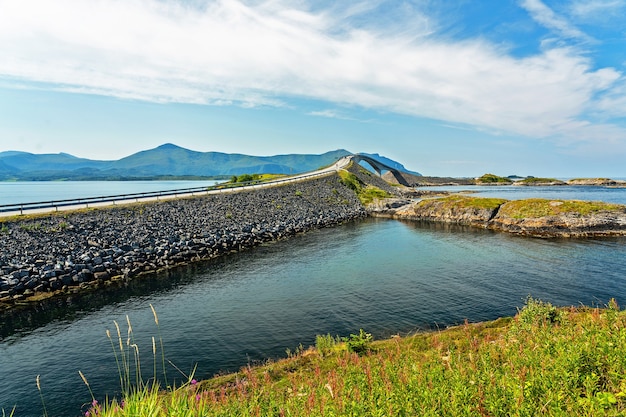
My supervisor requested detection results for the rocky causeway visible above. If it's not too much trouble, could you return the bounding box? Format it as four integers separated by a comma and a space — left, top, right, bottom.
0, 174, 366, 311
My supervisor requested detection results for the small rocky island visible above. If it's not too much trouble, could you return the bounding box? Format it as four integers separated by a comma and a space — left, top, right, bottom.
371, 195, 626, 238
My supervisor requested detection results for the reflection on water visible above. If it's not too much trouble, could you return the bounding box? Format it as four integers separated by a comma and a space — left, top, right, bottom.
1, 218, 625, 416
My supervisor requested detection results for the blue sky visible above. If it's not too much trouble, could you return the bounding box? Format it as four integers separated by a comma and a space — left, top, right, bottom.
1, 0, 626, 177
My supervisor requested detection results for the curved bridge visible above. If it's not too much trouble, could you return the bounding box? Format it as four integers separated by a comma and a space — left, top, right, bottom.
351, 154, 410, 186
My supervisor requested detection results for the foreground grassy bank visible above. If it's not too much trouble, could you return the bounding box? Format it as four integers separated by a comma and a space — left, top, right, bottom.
77, 299, 626, 416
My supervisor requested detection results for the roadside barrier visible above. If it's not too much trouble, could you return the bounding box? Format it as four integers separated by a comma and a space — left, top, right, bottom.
0, 168, 339, 216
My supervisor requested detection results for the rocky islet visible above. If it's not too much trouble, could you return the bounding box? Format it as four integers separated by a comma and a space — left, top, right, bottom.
372, 196, 626, 238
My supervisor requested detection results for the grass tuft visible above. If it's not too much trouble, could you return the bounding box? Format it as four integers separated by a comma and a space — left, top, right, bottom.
338, 170, 392, 205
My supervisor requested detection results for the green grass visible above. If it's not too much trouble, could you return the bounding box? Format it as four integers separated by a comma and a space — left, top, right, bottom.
499, 199, 624, 219
476, 173, 512, 184
76, 298, 626, 416
338, 170, 392, 205
569, 178, 612, 182
429, 195, 508, 210
517, 177, 563, 184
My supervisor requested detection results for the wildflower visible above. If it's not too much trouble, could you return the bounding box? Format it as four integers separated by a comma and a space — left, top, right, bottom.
191, 379, 198, 385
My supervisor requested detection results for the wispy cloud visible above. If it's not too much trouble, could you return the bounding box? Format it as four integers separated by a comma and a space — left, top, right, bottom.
519, 0, 590, 41
0, 0, 623, 145
307, 109, 364, 121
570, 0, 626, 21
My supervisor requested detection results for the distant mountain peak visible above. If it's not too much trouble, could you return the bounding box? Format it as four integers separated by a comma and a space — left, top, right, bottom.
156, 143, 184, 150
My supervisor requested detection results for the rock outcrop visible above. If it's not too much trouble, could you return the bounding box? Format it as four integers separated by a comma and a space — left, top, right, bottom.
566, 178, 626, 187
372, 196, 626, 238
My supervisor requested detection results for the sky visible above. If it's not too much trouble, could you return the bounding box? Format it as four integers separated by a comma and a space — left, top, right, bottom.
1, 0, 626, 177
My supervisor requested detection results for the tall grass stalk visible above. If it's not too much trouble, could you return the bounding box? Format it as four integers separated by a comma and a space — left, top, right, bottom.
35, 375, 47, 417
1, 407, 16, 417
112, 320, 133, 393
106, 329, 124, 393
150, 304, 168, 388
78, 370, 95, 403
152, 336, 157, 385
130, 344, 143, 389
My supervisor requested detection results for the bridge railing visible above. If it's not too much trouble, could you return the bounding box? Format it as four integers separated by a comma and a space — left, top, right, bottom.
0, 168, 338, 216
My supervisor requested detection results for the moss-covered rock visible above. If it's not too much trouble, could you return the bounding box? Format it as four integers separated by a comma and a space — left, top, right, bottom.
476, 173, 512, 184
371, 195, 626, 238
490, 199, 626, 237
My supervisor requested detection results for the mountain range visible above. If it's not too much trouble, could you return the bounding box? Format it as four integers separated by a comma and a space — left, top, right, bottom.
0, 143, 420, 181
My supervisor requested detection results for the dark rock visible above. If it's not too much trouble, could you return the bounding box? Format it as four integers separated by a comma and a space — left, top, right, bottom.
94, 271, 110, 281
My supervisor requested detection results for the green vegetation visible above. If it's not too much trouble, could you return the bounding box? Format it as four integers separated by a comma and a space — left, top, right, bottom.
230, 173, 261, 183
569, 178, 612, 182
19, 222, 42, 232
338, 170, 361, 191
476, 173, 512, 184
75, 298, 626, 416
499, 199, 624, 219
344, 329, 374, 355
359, 186, 392, 205
517, 177, 563, 184
432, 195, 508, 210
338, 170, 392, 205
314, 334, 342, 357
227, 173, 286, 187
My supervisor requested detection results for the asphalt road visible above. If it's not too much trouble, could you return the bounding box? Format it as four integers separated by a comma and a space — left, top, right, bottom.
0, 156, 353, 218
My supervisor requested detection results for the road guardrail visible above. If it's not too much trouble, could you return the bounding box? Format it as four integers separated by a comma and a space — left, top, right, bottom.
0, 167, 339, 216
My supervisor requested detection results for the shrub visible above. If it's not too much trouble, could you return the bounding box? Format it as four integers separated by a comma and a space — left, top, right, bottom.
517, 296, 562, 327
344, 329, 373, 355
315, 333, 341, 356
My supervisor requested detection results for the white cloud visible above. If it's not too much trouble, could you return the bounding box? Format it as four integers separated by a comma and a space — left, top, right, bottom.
519, 0, 590, 41
0, 0, 624, 145
570, 0, 626, 21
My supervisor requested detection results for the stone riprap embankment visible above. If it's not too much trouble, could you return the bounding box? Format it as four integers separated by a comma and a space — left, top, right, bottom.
372, 196, 626, 238
0, 174, 365, 310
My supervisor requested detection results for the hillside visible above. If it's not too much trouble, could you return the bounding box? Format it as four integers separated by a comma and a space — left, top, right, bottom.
0, 145, 418, 180
82, 299, 626, 416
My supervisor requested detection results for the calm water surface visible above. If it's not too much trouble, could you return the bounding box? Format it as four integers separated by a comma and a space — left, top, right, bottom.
1, 217, 625, 416
0, 181, 222, 206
